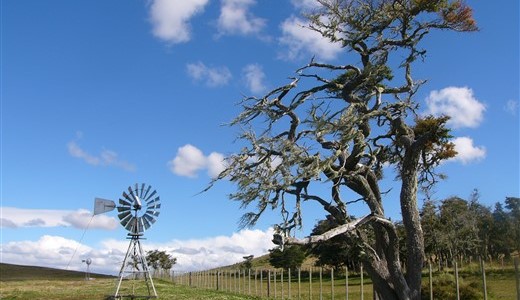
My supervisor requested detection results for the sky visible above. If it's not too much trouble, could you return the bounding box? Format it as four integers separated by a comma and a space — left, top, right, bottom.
1, 0, 518, 275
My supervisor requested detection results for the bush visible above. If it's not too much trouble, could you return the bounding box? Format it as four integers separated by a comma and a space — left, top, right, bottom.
421, 273, 481, 300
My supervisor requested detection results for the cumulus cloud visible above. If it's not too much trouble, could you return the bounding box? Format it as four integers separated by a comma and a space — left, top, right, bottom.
243, 63, 267, 94
149, 0, 209, 44
217, 0, 266, 36
504, 99, 519, 116
279, 16, 343, 61
290, 0, 321, 11
424, 87, 486, 128
67, 140, 135, 172
449, 136, 486, 164
0, 207, 118, 230
186, 62, 232, 87
168, 144, 226, 178
0, 229, 275, 274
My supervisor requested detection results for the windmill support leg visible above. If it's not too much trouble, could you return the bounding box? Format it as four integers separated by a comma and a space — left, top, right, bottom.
114, 235, 157, 299
114, 236, 135, 298
137, 238, 157, 297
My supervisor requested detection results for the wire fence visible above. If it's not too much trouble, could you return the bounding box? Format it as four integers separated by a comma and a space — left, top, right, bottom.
164, 257, 520, 300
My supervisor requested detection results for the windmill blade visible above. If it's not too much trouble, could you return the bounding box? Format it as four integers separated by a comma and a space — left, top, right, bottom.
146, 196, 160, 205
137, 217, 145, 233
142, 216, 152, 229
146, 210, 160, 217
122, 192, 134, 204
120, 214, 133, 227
124, 217, 136, 231
142, 184, 151, 200
127, 187, 137, 201
145, 190, 157, 202
119, 198, 132, 207
139, 183, 146, 198
146, 203, 161, 210
93, 198, 116, 215
143, 213, 156, 225
118, 211, 132, 221
117, 206, 131, 212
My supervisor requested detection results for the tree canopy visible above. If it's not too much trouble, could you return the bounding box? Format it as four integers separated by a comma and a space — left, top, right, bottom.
210, 1, 477, 299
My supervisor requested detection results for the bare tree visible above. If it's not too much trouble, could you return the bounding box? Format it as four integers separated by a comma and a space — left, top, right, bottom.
209, 1, 476, 299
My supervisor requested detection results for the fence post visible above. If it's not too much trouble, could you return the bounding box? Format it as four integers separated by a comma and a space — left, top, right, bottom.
345, 266, 348, 300
429, 261, 433, 300
360, 264, 364, 300
248, 269, 251, 295
319, 267, 323, 300
455, 261, 460, 300
515, 257, 520, 300
309, 267, 313, 300
281, 269, 284, 299
274, 269, 277, 299
261, 269, 264, 298
298, 268, 301, 300
289, 268, 291, 299
331, 268, 334, 300
480, 256, 487, 300
268, 270, 272, 298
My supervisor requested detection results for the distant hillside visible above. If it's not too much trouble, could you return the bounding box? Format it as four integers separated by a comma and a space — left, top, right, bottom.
0, 263, 114, 281
213, 253, 318, 272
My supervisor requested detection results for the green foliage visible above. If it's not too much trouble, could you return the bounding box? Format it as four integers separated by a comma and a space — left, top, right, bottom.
421, 273, 481, 300
268, 246, 306, 270
146, 250, 177, 274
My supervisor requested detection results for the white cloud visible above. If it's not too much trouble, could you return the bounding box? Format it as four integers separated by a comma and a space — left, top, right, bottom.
449, 136, 486, 164
243, 63, 267, 94
0, 229, 275, 274
149, 0, 209, 44
67, 141, 136, 172
505, 99, 519, 116
424, 87, 486, 128
217, 0, 266, 36
291, 0, 321, 11
168, 144, 226, 178
0, 207, 118, 230
186, 62, 232, 87
279, 16, 343, 61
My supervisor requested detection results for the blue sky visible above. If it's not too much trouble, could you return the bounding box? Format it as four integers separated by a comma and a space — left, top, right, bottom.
1, 0, 518, 274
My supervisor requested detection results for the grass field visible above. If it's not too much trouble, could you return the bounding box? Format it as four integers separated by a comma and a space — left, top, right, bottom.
1, 262, 518, 299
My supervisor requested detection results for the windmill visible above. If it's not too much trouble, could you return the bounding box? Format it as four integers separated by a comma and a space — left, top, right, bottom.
82, 258, 92, 280
94, 183, 161, 299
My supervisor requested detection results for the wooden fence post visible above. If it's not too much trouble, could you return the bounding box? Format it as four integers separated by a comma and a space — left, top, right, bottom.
429, 261, 433, 300
360, 264, 364, 300
480, 257, 487, 300
515, 257, 520, 300
331, 268, 334, 300
298, 268, 301, 300
309, 267, 313, 300
289, 268, 291, 299
268, 270, 271, 298
319, 267, 323, 300
345, 266, 349, 300
455, 261, 460, 300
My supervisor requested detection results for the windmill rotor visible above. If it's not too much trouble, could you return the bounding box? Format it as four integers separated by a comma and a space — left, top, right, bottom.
117, 183, 160, 235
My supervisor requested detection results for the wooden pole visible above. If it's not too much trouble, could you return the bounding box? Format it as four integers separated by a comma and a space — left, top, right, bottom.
319, 267, 323, 300
455, 261, 460, 300
429, 261, 433, 300
298, 268, 301, 300
345, 266, 349, 300
480, 257, 487, 300
309, 267, 313, 300
288, 268, 291, 299
331, 268, 334, 300
515, 257, 520, 300
360, 264, 364, 300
